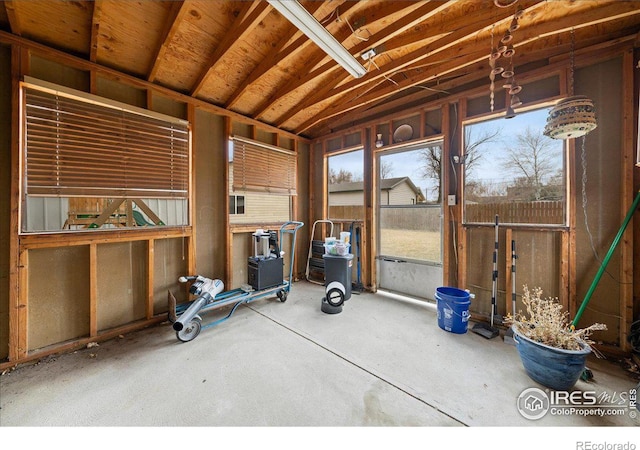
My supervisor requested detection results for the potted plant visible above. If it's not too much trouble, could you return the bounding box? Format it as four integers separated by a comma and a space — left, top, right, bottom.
506, 285, 607, 391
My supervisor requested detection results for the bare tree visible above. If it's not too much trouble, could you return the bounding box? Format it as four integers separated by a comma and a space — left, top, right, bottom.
380, 160, 394, 179
418, 144, 443, 203
462, 125, 503, 179
500, 127, 559, 200
329, 168, 357, 184
417, 126, 501, 203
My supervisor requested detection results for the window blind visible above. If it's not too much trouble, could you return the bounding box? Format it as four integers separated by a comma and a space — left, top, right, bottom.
232, 136, 297, 195
23, 82, 189, 198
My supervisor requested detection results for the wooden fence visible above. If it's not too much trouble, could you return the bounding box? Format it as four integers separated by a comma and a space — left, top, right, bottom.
330, 205, 441, 231
465, 201, 564, 224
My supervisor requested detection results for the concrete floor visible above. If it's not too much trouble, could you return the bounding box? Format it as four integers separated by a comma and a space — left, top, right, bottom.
1, 281, 639, 439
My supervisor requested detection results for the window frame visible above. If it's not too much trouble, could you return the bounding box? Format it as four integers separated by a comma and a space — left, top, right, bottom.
461, 101, 569, 229
19, 77, 192, 234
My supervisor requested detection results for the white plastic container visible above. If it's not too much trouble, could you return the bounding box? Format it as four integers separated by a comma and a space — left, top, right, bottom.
339, 231, 350, 244
324, 242, 350, 256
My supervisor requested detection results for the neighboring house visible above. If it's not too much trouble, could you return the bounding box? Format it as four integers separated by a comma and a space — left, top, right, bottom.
329, 177, 425, 206
229, 161, 291, 224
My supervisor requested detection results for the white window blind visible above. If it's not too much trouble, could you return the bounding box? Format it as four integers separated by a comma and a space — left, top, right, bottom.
232, 136, 297, 195
23, 80, 189, 198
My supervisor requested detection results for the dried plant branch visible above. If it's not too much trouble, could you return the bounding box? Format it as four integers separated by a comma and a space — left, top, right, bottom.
505, 285, 607, 351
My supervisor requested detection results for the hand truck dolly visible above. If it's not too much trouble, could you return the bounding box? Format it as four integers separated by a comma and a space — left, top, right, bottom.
168, 221, 304, 342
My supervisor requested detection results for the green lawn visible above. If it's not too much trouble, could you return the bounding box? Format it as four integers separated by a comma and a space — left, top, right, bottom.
379, 228, 441, 262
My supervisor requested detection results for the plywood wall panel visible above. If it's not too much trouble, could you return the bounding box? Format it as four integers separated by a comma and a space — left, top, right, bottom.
28, 246, 90, 350
95, 75, 147, 108
231, 232, 250, 289
29, 55, 90, 91
193, 108, 226, 279
153, 238, 187, 314
574, 57, 623, 345
96, 241, 147, 331
465, 227, 562, 320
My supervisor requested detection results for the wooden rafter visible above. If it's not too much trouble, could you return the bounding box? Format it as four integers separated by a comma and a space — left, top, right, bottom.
270, 0, 538, 128
224, 1, 327, 110
247, 0, 362, 118
4, 0, 21, 36
147, 0, 186, 83
252, 0, 440, 120
89, 0, 103, 62
190, 1, 271, 98
292, 0, 639, 134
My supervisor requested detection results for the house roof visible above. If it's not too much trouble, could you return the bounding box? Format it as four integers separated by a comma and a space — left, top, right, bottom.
329, 177, 421, 196
1, 1, 638, 139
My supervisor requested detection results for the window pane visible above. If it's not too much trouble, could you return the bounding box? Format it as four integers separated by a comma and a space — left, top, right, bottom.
229, 143, 290, 224
378, 144, 442, 263
463, 108, 566, 226
237, 196, 245, 215
328, 150, 364, 221
229, 196, 236, 215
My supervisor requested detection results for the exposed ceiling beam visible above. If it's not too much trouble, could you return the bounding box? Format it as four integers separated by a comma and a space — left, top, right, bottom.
314, 31, 637, 136
224, 1, 334, 110
190, 2, 271, 98
89, 0, 103, 62
4, 0, 22, 36
248, 1, 364, 119
147, 0, 187, 83
292, 0, 637, 135
268, 0, 484, 125
273, 0, 545, 129
252, 0, 446, 120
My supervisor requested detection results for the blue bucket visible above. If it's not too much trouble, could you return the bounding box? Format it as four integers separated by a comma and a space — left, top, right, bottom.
435, 287, 471, 334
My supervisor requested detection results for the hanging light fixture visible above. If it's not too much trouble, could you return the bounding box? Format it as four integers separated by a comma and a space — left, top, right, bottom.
543, 30, 597, 140
267, 0, 366, 78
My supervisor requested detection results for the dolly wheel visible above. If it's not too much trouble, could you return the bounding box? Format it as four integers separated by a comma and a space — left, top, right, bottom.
176, 317, 202, 342
277, 290, 288, 302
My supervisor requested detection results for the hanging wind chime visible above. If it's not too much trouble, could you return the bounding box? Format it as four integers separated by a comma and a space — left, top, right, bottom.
543, 30, 597, 140
488, 2, 524, 118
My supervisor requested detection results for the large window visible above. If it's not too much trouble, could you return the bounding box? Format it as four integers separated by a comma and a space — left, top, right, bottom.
327, 149, 364, 222
378, 143, 442, 264
462, 106, 566, 226
21, 78, 190, 232
228, 137, 294, 224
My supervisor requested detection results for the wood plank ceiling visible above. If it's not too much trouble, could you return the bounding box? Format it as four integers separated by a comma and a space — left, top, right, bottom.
1, 0, 639, 139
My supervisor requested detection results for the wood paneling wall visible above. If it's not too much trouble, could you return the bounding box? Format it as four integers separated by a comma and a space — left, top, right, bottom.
311, 43, 638, 354
0, 36, 310, 368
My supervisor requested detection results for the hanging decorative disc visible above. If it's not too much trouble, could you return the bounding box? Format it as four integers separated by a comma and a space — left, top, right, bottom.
503, 45, 515, 58
543, 95, 597, 140
502, 68, 514, 78
393, 124, 413, 142
508, 82, 522, 95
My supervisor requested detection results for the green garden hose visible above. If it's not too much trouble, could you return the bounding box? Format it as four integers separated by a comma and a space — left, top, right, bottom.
571, 190, 640, 329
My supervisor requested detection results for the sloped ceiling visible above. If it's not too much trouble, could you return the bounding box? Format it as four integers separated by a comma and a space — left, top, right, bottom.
1, 0, 639, 138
